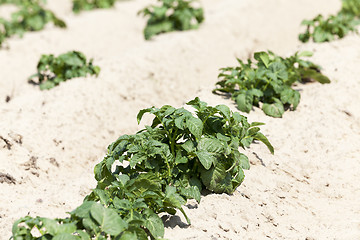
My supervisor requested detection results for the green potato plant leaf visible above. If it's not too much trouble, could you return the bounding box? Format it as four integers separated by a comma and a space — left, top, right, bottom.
29, 51, 101, 90
262, 99, 285, 118
142, 209, 165, 238
213, 51, 330, 117
186, 116, 203, 139
200, 159, 245, 194
90, 203, 128, 235
138, 0, 204, 40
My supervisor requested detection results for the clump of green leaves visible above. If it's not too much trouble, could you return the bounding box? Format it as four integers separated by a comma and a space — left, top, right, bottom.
299, 13, 360, 42
138, 0, 204, 40
11, 98, 273, 239
299, 0, 360, 43
93, 97, 273, 196
72, 0, 117, 13
29, 51, 100, 90
341, 0, 360, 16
0, 0, 66, 47
213, 51, 330, 118
12, 189, 166, 239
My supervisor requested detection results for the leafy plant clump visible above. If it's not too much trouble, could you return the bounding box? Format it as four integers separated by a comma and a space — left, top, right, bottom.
298, 13, 360, 42
299, 0, 360, 43
72, 0, 117, 13
138, 0, 204, 40
0, 0, 66, 47
11, 98, 273, 239
342, 0, 360, 16
213, 51, 330, 118
29, 51, 101, 90
92, 97, 274, 196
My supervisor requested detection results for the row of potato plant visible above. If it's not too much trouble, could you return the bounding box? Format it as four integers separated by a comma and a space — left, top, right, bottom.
9, 1, 338, 239
3, 0, 359, 46
299, 0, 360, 42
11, 98, 274, 239
0, 0, 204, 46
28, 49, 330, 118
0, 0, 119, 14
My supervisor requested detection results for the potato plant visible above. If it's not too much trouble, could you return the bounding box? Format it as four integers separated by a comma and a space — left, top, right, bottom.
72, 0, 117, 13
342, 0, 360, 16
29, 51, 101, 90
93, 97, 274, 195
138, 0, 204, 40
0, 0, 66, 47
213, 51, 330, 118
299, 0, 360, 43
11, 98, 273, 239
299, 13, 360, 43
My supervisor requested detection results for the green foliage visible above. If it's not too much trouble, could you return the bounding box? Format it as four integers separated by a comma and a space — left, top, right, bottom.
0, 0, 45, 5
85, 174, 181, 238
29, 51, 101, 90
213, 51, 330, 118
0, 0, 66, 47
299, 13, 360, 43
72, 0, 117, 13
11, 98, 273, 239
341, 0, 360, 17
299, 0, 360, 43
92, 98, 273, 197
11, 202, 131, 240
12, 215, 87, 240
138, 0, 204, 40
12, 199, 165, 239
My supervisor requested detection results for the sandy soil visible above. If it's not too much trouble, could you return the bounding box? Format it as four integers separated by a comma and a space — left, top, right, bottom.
1, 0, 359, 239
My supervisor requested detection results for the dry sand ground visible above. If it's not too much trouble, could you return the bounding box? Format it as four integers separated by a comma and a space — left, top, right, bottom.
1, 0, 360, 239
